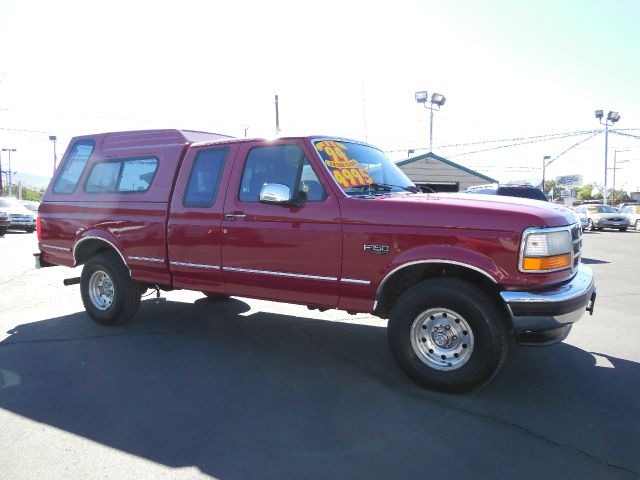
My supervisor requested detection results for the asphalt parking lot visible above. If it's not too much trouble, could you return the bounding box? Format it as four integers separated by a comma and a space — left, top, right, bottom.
0, 228, 639, 479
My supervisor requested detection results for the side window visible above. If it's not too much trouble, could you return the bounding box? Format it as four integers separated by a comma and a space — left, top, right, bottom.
53, 140, 95, 194
85, 157, 158, 194
86, 162, 121, 193
183, 147, 229, 207
239, 145, 326, 202
119, 158, 158, 192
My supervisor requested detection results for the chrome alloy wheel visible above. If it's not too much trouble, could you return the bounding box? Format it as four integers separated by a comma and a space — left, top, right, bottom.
88, 270, 115, 311
410, 308, 475, 371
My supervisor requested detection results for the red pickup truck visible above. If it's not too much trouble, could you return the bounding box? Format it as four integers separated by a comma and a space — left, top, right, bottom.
36, 129, 595, 392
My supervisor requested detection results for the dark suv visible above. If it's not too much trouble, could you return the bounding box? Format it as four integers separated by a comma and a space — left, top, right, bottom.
465, 184, 548, 201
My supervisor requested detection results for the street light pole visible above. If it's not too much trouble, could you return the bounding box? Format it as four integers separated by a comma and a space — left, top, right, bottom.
595, 110, 621, 206
2, 148, 16, 197
415, 91, 446, 153
612, 149, 629, 206
541, 155, 551, 193
49, 135, 58, 176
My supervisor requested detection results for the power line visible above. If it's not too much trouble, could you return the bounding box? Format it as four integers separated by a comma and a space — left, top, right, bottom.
544, 131, 602, 168
448, 130, 598, 158
384, 129, 601, 154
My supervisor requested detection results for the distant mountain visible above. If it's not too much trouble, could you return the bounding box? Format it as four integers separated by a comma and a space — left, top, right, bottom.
10, 172, 52, 190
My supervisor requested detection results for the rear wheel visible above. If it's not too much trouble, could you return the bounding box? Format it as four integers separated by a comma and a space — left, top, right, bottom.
388, 278, 510, 393
80, 251, 141, 325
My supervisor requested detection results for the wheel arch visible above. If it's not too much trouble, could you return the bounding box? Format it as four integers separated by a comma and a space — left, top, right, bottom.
373, 260, 505, 318
73, 235, 129, 273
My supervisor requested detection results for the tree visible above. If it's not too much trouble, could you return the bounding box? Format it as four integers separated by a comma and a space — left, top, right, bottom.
544, 180, 556, 200
577, 184, 595, 201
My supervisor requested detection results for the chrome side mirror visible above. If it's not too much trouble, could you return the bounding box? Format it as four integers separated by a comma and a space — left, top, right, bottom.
259, 183, 292, 205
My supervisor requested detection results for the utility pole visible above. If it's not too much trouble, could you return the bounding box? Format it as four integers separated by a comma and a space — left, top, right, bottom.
2, 148, 16, 197
274, 94, 281, 136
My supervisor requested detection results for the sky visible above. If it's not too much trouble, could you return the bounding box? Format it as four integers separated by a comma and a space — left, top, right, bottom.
0, 0, 639, 192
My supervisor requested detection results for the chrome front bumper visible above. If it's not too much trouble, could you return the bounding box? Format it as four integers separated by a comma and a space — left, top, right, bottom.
500, 265, 596, 345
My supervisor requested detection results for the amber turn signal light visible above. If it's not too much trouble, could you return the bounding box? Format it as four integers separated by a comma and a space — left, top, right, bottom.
522, 254, 571, 271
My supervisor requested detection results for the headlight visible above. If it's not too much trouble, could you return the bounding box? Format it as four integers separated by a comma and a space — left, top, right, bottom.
520, 228, 572, 272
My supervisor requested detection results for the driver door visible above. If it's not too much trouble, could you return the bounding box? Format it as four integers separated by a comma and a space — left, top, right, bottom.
221, 140, 341, 307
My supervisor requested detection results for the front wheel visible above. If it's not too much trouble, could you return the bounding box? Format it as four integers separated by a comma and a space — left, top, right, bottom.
388, 278, 510, 393
0, 226, 6, 236
25, 227, 35, 233
636, 220, 640, 231
80, 251, 141, 325
619, 227, 628, 232
587, 219, 594, 231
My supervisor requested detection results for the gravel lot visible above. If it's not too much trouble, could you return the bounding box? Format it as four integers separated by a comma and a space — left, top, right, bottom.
0, 228, 639, 479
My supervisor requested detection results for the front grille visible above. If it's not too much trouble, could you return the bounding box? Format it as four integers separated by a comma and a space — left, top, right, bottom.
607, 217, 625, 222
9, 214, 34, 222
571, 223, 582, 269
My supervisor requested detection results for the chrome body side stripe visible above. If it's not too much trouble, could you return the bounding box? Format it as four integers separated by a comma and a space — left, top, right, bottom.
128, 256, 165, 263
223, 266, 337, 282
170, 261, 220, 270
41, 244, 72, 252
340, 278, 371, 285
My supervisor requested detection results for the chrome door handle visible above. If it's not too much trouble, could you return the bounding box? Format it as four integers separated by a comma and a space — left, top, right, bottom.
224, 213, 246, 220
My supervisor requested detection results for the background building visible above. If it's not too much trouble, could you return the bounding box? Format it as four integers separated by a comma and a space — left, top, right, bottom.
396, 152, 498, 192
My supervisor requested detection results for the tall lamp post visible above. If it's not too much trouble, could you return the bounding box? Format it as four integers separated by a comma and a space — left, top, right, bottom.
595, 110, 621, 205
2, 148, 16, 197
611, 149, 629, 206
49, 135, 58, 176
415, 91, 446, 152
541, 155, 551, 193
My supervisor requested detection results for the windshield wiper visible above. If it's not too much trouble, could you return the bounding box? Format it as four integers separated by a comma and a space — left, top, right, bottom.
366, 183, 421, 193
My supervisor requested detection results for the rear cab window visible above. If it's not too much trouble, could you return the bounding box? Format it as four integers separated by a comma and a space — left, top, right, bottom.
183, 147, 229, 207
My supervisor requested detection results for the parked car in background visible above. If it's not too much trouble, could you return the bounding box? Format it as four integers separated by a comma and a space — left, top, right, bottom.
574, 204, 630, 231
20, 200, 41, 213
619, 204, 640, 230
0, 207, 10, 236
0, 198, 37, 233
465, 184, 548, 201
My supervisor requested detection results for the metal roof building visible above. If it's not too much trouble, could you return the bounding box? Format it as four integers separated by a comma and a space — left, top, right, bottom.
395, 152, 498, 192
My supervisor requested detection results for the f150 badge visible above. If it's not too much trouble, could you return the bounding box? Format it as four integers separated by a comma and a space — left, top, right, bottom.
364, 244, 389, 255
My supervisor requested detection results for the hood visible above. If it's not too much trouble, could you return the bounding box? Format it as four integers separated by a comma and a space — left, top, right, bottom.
365, 192, 579, 232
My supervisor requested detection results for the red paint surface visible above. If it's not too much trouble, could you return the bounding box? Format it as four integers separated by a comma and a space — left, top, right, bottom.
40, 131, 581, 314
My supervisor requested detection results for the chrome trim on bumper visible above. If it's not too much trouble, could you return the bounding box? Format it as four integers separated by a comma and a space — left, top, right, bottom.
501, 264, 595, 339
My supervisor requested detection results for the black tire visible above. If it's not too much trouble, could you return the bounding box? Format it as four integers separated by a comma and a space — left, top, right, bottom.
619, 227, 627, 232
587, 219, 594, 231
388, 278, 510, 393
636, 220, 640, 231
80, 251, 141, 325
202, 291, 230, 301
0, 226, 6, 237
25, 227, 35, 233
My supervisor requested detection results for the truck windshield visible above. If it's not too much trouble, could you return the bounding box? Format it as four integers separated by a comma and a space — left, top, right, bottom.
313, 140, 416, 196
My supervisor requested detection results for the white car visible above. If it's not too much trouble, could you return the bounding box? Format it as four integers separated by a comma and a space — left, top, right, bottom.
574, 204, 630, 231
0, 198, 37, 233
620, 204, 640, 230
